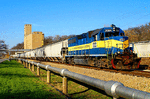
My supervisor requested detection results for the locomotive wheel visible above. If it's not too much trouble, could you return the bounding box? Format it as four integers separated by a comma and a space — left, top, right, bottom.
116, 60, 123, 69
71, 58, 75, 65
112, 59, 123, 69
68, 58, 74, 65
132, 61, 138, 69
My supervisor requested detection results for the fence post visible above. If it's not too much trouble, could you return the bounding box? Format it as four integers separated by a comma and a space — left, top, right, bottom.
47, 70, 51, 83
63, 76, 68, 94
29, 63, 31, 70
22, 61, 24, 66
23, 61, 25, 67
37, 66, 40, 76
18, 59, 20, 63
32, 64, 35, 72
26, 61, 28, 68
61, 69, 68, 95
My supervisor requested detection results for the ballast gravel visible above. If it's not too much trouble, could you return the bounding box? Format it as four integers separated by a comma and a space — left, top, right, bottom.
27, 60, 150, 93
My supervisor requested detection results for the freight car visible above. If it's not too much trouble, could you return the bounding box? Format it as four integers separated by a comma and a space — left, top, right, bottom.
130, 41, 150, 57
129, 41, 150, 69
13, 24, 141, 70
20, 40, 68, 62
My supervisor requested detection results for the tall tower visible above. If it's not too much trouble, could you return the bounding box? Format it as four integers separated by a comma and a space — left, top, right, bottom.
24, 24, 32, 37
24, 24, 32, 49
24, 24, 44, 50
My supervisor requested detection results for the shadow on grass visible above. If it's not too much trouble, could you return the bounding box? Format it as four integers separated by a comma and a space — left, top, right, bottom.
68, 78, 113, 99
69, 95, 88, 99
69, 88, 90, 95
0, 90, 63, 99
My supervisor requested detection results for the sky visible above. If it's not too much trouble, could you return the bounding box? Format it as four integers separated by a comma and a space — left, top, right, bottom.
0, 0, 150, 49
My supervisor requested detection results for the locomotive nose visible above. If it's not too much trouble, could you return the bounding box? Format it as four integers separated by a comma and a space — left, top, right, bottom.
123, 40, 129, 49
116, 37, 129, 50
122, 37, 129, 49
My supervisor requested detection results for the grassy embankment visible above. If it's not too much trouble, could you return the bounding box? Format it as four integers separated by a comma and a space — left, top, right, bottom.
0, 60, 65, 99
31, 61, 112, 99
0, 60, 112, 99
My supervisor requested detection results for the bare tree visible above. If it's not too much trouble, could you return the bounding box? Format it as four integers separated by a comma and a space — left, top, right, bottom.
11, 42, 24, 54
44, 36, 53, 45
0, 40, 8, 58
54, 35, 61, 43
125, 22, 150, 43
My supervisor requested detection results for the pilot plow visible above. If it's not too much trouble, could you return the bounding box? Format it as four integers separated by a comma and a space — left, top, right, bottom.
111, 52, 141, 70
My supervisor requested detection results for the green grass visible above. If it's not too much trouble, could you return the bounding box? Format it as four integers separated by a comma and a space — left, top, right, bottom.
0, 60, 65, 99
32, 62, 112, 99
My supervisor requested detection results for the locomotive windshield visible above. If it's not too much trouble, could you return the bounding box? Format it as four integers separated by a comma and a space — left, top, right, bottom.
104, 28, 124, 37
105, 32, 119, 37
104, 27, 125, 37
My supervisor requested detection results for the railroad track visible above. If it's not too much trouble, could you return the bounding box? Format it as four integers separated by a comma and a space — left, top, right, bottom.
24, 58, 150, 78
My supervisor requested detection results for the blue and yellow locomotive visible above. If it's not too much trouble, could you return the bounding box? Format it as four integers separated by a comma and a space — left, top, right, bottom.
65, 24, 141, 69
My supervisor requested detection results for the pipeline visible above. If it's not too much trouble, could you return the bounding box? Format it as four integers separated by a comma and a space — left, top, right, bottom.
11, 58, 150, 99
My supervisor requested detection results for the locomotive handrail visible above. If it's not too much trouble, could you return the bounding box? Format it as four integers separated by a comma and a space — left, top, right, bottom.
10, 58, 150, 99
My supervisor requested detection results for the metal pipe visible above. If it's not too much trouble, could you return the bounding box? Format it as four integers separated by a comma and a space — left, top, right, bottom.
12, 58, 150, 99
62, 69, 106, 90
39, 64, 46, 69
115, 85, 150, 99
22, 60, 62, 74
46, 65, 62, 74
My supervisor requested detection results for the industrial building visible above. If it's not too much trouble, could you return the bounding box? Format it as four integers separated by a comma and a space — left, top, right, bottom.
24, 24, 44, 50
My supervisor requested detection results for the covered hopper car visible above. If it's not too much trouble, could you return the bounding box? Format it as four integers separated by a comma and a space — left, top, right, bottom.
130, 41, 150, 58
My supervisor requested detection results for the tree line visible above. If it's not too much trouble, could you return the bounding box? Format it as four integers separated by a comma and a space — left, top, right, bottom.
124, 22, 150, 43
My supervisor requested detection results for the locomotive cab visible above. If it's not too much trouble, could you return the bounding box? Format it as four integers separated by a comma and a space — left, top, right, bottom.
102, 25, 129, 54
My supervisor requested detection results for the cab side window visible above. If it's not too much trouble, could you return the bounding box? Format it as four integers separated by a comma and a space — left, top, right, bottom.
120, 33, 124, 36
100, 33, 104, 40
93, 35, 97, 41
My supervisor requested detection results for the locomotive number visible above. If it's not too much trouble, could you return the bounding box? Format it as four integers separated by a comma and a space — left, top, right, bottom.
105, 29, 112, 32
93, 42, 97, 48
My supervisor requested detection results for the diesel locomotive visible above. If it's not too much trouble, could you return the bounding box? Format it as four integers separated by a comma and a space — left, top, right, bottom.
12, 24, 141, 70
65, 24, 141, 69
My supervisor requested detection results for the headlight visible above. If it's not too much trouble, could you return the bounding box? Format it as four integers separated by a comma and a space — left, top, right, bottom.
118, 51, 120, 54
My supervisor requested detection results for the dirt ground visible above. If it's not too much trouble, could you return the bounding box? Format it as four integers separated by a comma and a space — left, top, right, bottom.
26, 59, 150, 93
